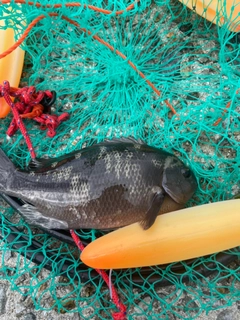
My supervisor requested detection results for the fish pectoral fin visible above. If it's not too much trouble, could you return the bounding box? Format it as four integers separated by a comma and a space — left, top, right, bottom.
140, 188, 164, 230
18, 204, 69, 230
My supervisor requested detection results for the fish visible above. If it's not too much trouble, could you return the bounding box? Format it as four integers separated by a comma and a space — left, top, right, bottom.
0, 138, 197, 230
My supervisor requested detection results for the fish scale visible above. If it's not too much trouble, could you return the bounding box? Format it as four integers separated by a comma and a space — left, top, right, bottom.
0, 138, 197, 230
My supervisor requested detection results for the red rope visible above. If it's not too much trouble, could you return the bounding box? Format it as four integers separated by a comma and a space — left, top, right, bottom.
0, 81, 37, 158
70, 230, 127, 320
34, 113, 70, 137
0, 81, 69, 152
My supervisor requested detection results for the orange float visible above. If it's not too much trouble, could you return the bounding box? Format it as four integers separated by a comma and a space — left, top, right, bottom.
179, 0, 240, 32
81, 199, 240, 269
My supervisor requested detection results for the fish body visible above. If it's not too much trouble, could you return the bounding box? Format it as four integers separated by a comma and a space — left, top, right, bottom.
0, 138, 197, 230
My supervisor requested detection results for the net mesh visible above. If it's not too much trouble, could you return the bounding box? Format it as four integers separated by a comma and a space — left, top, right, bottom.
0, 0, 240, 318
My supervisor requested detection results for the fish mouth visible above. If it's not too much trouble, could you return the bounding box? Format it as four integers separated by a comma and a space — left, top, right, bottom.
163, 186, 186, 204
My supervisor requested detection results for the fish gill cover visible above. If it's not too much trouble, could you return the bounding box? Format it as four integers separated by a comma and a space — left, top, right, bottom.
0, 0, 239, 319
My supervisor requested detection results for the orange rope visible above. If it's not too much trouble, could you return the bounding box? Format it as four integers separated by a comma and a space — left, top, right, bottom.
213, 89, 239, 126
1, 0, 137, 15
0, 4, 177, 114
0, 15, 46, 59
62, 15, 177, 114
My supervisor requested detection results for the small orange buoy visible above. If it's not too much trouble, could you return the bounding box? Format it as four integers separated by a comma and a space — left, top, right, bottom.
81, 199, 240, 269
0, 9, 25, 118
179, 0, 240, 32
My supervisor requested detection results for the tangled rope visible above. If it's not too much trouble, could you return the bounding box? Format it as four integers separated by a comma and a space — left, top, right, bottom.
0, 81, 69, 157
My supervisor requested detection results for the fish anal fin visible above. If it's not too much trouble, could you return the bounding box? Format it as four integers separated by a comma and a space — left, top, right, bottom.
18, 204, 68, 229
140, 187, 164, 230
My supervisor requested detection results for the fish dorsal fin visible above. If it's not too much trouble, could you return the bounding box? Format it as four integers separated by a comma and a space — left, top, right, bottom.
102, 136, 144, 145
27, 137, 144, 172
27, 152, 78, 173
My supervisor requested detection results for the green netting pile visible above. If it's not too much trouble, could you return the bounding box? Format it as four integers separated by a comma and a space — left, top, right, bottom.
0, 0, 239, 318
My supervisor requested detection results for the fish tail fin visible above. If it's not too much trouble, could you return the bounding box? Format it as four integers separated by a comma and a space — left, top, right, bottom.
0, 148, 15, 191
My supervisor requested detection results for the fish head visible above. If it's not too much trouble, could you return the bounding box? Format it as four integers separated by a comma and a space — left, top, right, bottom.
162, 156, 198, 204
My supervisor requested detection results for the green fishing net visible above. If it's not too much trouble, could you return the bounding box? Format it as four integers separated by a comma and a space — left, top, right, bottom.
0, 0, 240, 318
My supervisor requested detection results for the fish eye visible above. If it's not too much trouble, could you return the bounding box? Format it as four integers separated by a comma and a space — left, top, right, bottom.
181, 168, 192, 178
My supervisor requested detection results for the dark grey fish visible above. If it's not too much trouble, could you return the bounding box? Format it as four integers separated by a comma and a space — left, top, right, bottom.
0, 138, 197, 230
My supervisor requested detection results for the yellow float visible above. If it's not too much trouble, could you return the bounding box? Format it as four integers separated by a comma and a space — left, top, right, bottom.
0, 9, 25, 118
81, 199, 240, 269
179, 0, 240, 32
